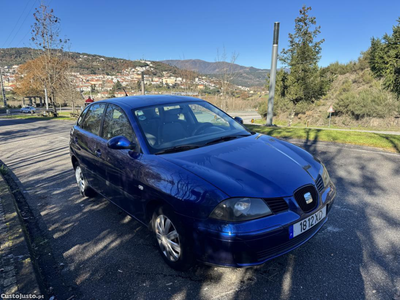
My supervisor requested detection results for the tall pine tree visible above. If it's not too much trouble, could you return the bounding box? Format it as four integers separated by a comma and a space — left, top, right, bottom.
370, 18, 400, 99
278, 6, 330, 125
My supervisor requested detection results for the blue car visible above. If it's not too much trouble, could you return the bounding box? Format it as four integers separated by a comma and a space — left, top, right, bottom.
70, 95, 336, 270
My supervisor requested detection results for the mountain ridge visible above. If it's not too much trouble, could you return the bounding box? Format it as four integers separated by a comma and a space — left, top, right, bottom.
161, 59, 269, 87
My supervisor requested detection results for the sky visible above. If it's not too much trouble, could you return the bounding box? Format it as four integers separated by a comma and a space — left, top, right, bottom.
1, 0, 400, 69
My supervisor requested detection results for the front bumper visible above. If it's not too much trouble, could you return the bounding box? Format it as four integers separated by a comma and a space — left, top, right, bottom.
191, 181, 336, 267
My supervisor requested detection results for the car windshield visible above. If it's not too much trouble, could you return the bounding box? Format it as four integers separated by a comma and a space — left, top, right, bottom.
133, 101, 251, 154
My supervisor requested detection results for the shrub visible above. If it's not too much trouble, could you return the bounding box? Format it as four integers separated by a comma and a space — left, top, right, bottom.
294, 101, 312, 114
338, 80, 352, 94
257, 101, 268, 117
334, 89, 396, 119
361, 70, 374, 85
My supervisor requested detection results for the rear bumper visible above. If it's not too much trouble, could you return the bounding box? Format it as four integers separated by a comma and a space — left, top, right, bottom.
190, 182, 336, 267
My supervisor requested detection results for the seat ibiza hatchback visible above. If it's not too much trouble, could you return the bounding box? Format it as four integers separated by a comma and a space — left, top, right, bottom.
70, 95, 336, 270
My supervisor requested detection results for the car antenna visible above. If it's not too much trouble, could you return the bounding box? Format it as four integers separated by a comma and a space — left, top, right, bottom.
122, 87, 129, 97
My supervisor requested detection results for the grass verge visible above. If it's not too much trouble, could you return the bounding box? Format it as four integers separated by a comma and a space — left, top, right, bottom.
0, 111, 76, 121
253, 118, 400, 132
245, 125, 400, 153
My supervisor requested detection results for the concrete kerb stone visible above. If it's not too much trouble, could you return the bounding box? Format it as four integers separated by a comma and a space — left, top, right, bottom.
0, 172, 42, 296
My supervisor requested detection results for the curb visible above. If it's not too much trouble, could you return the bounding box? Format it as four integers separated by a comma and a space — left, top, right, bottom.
0, 171, 43, 296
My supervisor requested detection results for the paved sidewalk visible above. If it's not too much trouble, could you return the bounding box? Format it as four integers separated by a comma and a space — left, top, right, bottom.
0, 172, 42, 297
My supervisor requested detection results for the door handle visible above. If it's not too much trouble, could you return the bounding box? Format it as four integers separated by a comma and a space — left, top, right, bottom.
95, 149, 102, 157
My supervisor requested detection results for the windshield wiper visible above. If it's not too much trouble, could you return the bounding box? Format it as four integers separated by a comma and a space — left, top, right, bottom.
155, 144, 200, 155
204, 134, 250, 146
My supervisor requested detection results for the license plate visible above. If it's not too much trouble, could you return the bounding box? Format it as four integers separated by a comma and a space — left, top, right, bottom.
289, 206, 326, 239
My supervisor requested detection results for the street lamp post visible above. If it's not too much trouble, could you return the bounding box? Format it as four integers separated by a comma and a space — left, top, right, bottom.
266, 22, 280, 126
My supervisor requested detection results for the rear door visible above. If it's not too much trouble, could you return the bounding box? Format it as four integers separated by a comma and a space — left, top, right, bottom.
100, 104, 143, 216
76, 103, 107, 194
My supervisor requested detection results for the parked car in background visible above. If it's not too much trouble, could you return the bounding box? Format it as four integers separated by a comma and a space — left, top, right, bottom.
20, 106, 36, 114
69, 95, 336, 270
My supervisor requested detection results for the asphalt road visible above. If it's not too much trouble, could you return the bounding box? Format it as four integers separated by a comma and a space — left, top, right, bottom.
0, 118, 399, 300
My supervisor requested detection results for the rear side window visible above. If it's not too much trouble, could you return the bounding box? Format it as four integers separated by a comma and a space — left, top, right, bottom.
77, 106, 90, 127
81, 103, 106, 136
102, 104, 135, 142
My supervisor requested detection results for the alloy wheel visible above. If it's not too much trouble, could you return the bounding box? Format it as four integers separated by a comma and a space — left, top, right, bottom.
155, 215, 181, 262
75, 166, 85, 194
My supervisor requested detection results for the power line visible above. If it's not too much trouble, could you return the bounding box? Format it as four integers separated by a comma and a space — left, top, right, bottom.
15, 0, 56, 48
2, 0, 32, 47
6, 0, 38, 48
16, 30, 32, 47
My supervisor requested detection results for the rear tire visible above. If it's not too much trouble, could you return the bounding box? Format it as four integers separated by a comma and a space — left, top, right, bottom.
152, 205, 193, 271
74, 163, 96, 198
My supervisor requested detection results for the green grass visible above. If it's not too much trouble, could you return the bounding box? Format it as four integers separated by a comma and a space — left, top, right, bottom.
254, 119, 400, 132
245, 125, 400, 153
0, 111, 76, 121
253, 118, 400, 132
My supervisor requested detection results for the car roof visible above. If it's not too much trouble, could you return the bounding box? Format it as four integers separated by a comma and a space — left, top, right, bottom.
94, 95, 204, 111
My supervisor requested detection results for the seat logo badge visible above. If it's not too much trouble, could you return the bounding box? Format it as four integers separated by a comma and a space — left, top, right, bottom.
138, 185, 144, 191
304, 192, 313, 204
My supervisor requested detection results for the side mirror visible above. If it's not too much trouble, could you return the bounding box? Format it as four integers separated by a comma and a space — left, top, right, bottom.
107, 136, 136, 150
234, 116, 244, 125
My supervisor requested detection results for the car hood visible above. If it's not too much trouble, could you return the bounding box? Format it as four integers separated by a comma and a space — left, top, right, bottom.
161, 134, 322, 198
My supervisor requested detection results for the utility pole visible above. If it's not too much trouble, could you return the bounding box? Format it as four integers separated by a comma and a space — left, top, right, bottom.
44, 87, 49, 110
0, 68, 7, 107
141, 72, 145, 95
266, 22, 280, 126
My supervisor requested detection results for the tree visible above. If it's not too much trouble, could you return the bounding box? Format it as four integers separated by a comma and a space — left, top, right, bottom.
278, 6, 330, 125
109, 80, 123, 97
369, 18, 400, 99
15, 55, 73, 102
369, 38, 386, 77
20, 4, 71, 110
215, 47, 239, 100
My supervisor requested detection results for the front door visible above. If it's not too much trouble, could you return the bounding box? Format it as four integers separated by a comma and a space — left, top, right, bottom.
100, 104, 143, 216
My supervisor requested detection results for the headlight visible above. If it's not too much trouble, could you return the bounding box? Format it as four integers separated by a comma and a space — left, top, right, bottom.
322, 164, 331, 186
209, 198, 272, 221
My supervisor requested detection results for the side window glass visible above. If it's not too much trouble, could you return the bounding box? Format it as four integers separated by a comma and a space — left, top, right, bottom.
77, 106, 90, 127
102, 104, 135, 142
189, 104, 229, 127
81, 104, 106, 136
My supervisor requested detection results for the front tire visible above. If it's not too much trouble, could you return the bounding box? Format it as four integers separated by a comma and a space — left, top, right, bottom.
152, 206, 193, 271
74, 164, 96, 198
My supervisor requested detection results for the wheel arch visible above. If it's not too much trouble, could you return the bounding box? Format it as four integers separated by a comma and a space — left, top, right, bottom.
71, 155, 78, 169
145, 199, 168, 228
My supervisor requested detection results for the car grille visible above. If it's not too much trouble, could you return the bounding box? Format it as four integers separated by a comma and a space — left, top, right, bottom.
263, 198, 289, 214
315, 175, 325, 194
256, 220, 324, 262
294, 185, 319, 213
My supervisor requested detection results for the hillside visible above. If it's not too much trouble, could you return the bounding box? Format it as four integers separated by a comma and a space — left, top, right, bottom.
162, 59, 269, 87
0, 47, 184, 77
263, 59, 400, 129
0, 48, 269, 88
